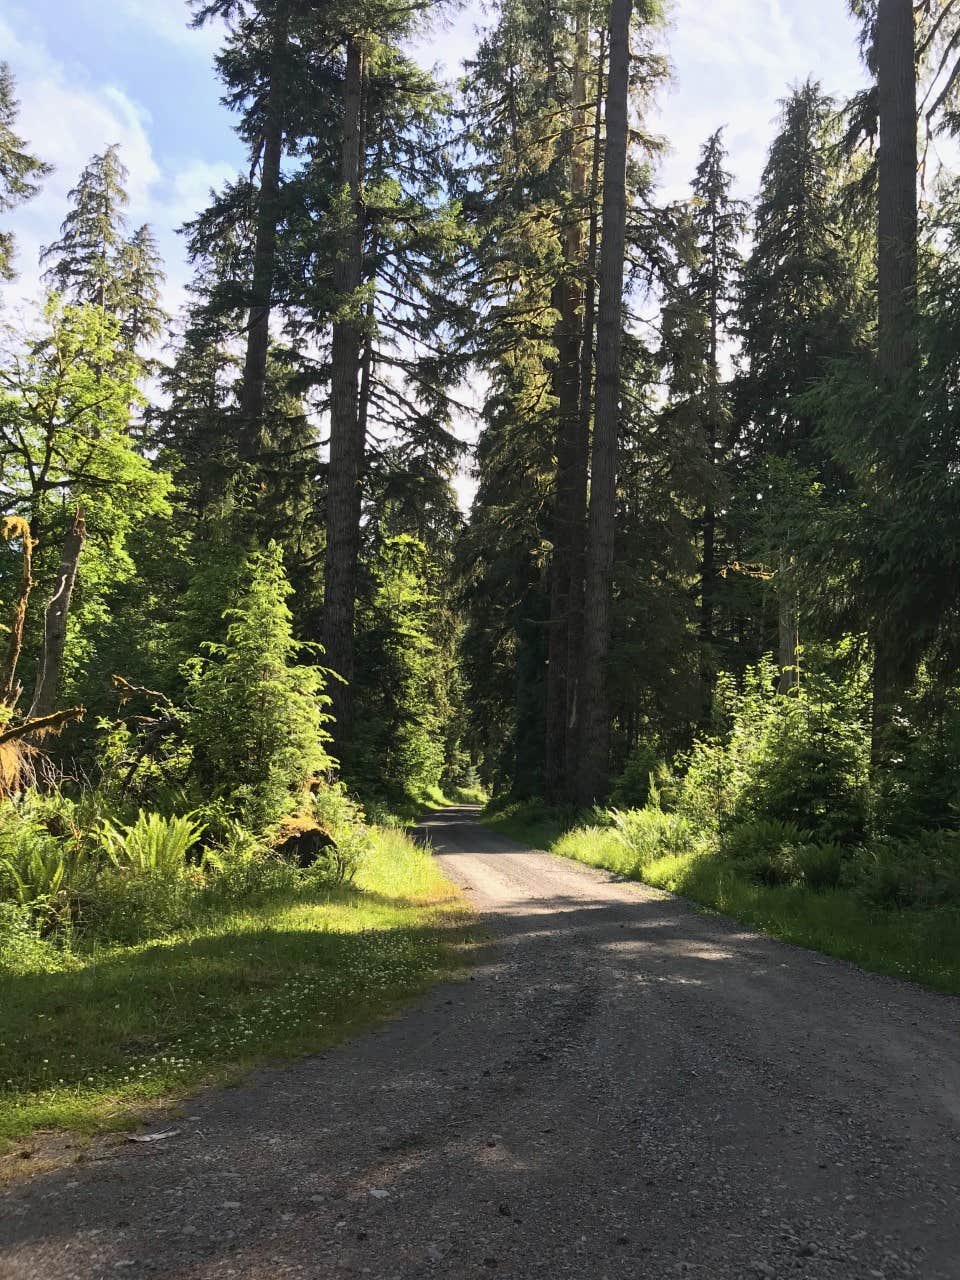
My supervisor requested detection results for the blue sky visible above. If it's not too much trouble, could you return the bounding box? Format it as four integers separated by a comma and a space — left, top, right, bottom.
0, 0, 869, 317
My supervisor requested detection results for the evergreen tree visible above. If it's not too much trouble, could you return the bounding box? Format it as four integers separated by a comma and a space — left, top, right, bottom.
41, 146, 130, 311
40, 146, 165, 357
738, 82, 867, 692
0, 62, 51, 281
185, 540, 333, 828
116, 225, 166, 351
576, 0, 636, 804
686, 129, 745, 716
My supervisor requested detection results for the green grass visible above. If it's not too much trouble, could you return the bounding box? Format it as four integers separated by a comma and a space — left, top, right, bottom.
361, 783, 489, 826
0, 827, 469, 1145
487, 803, 960, 996
482, 797, 578, 851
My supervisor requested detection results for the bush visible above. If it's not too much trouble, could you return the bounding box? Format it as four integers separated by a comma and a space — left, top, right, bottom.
202, 847, 300, 906
309, 782, 373, 885
185, 542, 334, 830
610, 741, 660, 810
0, 902, 62, 973
871, 688, 960, 835
676, 659, 869, 844
718, 819, 811, 885
0, 793, 95, 928
99, 810, 205, 875
793, 841, 846, 891
717, 819, 848, 892
849, 829, 960, 909
86, 868, 199, 944
303, 828, 370, 887
610, 807, 694, 865
312, 780, 366, 833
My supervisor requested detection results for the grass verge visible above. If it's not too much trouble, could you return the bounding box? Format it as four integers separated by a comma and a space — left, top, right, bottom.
485, 801, 960, 996
0, 826, 469, 1146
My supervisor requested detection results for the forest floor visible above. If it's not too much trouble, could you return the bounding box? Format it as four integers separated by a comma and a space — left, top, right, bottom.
2, 804, 959, 1278
0, 827, 467, 1150
485, 802, 960, 994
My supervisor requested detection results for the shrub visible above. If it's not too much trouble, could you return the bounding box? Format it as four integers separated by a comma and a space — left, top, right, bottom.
86, 868, 198, 944
0, 901, 62, 973
871, 688, 960, 835
736, 699, 868, 843
676, 659, 869, 844
202, 846, 300, 906
610, 741, 660, 810
99, 810, 205, 875
303, 827, 371, 887
0, 793, 95, 928
312, 780, 366, 833
309, 782, 372, 885
793, 842, 846, 891
610, 807, 694, 865
849, 829, 960, 909
718, 819, 811, 886
185, 542, 334, 830
717, 819, 849, 892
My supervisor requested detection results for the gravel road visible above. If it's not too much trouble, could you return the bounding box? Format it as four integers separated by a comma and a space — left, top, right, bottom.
3, 804, 960, 1279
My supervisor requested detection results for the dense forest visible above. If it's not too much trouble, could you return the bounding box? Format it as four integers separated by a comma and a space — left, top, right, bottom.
1, 0, 960, 973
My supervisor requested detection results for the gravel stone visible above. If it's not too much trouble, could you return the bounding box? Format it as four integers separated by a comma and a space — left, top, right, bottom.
1, 805, 959, 1278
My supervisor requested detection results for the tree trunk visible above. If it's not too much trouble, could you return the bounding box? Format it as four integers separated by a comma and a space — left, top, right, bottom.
564, 26, 604, 801
238, 0, 290, 465
545, 8, 590, 803
877, 0, 918, 393
29, 508, 86, 721
777, 550, 800, 694
700, 185, 722, 723
323, 36, 366, 767
575, 0, 631, 806
699, 503, 715, 716
0, 517, 34, 707
872, 0, 918, 761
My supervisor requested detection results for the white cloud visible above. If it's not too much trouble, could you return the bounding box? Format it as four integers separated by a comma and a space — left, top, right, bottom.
0, 16, 237, 320
654, 0, 868, 201
109, 0, 224, 53
0, 18, 157, 296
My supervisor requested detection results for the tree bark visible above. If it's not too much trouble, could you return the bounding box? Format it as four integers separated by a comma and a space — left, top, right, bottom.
877, 0, 918, 394
323, 36, 366, 767
575, 0, 631, 806
564, 26, 605, 801
0, 517, 34, 707
29, 508, 86, 721
238, 1, 290, 466
777, 550, 800, 694
545, 7, 590, 804
700, 168, 722, 723
872, 0, 918, 761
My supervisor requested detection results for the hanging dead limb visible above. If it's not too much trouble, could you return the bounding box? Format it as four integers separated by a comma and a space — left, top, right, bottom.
0, 515, 35, 707
112, 674, 177, 711
109, 674, 188, 799
29, 506, 86, 721
0, 704, 85, 797
0, 705, 85, 747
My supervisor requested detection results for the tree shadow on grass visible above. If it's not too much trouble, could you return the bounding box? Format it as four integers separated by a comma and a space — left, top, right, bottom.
0, 894, 476, 1143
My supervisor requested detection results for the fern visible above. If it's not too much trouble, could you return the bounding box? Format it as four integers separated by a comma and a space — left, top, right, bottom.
100, 810, 204, 876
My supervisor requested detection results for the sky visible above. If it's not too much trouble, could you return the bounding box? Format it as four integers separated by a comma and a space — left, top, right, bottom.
0, 0, 870, 504
1, 0, 870, 316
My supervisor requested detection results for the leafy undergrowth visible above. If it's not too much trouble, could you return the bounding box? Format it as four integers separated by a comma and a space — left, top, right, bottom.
0, 827, 469, 1145
362, 783, 489, 826
486, 803, 960, 996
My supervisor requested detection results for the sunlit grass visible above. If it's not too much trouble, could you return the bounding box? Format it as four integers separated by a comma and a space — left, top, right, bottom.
0, 827, 468, 1145
488, 804, 960, 996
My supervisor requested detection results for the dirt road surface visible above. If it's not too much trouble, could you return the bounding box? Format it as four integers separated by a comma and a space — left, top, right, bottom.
2, 805, 960, 1278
